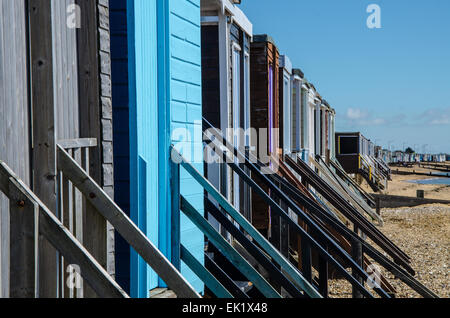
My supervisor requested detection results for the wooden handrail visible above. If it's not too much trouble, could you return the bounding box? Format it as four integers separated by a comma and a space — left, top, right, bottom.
271, 168, 438, 298
0, 160, 128, 298
286, 156, 412, 265
205, 199, 305, 298
180, 245, 232, 298
311, 157, 383, 224
56, 145, 200, 298
180, 196, 281, 298
57, 138, 97, 149
203, 141, 380, 298
171, 146, 322, 298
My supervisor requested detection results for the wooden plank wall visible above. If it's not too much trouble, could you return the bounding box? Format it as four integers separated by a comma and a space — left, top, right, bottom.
48, 0, 81, 298
169, 0, 205, 294
76, 0, 115, 298
201, 25, 221, 129
53, 0, 80, 141
0, 0, 30, 297
1, 0, 113, 297
278, 67, 285, 154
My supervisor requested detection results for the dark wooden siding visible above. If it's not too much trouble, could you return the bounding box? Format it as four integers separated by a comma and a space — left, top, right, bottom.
335, 133, 361, 174
110, 0, 130, 294
201, 25, 220, 128
278, 66, 285, 153
250, 39, 279, 231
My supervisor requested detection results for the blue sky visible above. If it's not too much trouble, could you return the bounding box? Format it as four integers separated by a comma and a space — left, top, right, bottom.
239, 0, 450, 154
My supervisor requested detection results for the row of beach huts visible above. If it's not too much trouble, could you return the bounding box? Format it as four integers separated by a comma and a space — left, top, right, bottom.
0, 0, 439, 298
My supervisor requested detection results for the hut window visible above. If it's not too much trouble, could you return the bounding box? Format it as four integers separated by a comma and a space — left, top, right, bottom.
269, 64, 274, 155
232, 44, 241, 210
243, 51, 250, 146
283, 75, 291, 153
301, 88, 308, 150
340, 136, 358, 154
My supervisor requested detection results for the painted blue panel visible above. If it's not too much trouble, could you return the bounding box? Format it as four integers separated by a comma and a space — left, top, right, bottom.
129, 0, 160, 297
112, 0, 204, 297
169, 0, 204, 294
111, 0, 131, 294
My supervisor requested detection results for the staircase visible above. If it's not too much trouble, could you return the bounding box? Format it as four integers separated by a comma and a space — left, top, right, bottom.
0, 144, 199, 298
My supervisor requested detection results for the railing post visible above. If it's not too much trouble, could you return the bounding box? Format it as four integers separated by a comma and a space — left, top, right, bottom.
170, 160, 181, 271
301, 237, 312, 283
352, 226, 364, 298
318, 253, 328, 297
9, 179, 38, 298
28, 0, 58, 297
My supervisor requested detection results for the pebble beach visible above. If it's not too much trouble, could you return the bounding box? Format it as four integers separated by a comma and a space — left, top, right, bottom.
329, 164, 450, 298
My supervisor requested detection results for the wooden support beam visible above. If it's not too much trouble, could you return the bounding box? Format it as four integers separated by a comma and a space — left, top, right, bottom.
204, 252, 249, 298
1, 162, 126, 298
73, 148, 84, 298
28, 0, 58, 297
9, 178, 38, 298
352, 228, 364, 298
318, 255, 328, 298
170, 160, 181, 270
301, 238, 312, 283
57, 146, 200, 298
76, 0, 111, 298
39, 203, 127, 298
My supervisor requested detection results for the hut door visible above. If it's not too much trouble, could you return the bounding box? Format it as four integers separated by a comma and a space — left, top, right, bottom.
269, 64, 274, 156
283, 74, 291, 154
242, 50, 252, 222
232, 44, 241, 213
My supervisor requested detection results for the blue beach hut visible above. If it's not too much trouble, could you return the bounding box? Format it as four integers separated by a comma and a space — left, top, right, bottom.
110, 0, 204, 297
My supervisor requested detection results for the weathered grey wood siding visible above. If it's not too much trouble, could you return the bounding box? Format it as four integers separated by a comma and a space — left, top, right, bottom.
52, 0, 80, 140
0, 0, 30, 297
0, 0, 114, 297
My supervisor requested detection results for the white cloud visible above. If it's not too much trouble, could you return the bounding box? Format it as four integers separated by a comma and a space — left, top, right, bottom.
431, 118, 450, 125
372, 118, 386, 125
341, 107, 387, 126
419, 107, 450, 126
346, 107, 368, 120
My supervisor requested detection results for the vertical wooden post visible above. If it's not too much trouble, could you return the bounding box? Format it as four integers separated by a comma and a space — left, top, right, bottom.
73, 148, 84, 298
376, 197, 381, 216
28, 0, 58, 297
352, 226, 364, 298
318, 254, 328, 297
268, 183, 282, 293
9, 180, 38, 298
301, 237, 312, 283
76, 0, 112, 297
170, 160, 181, 271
